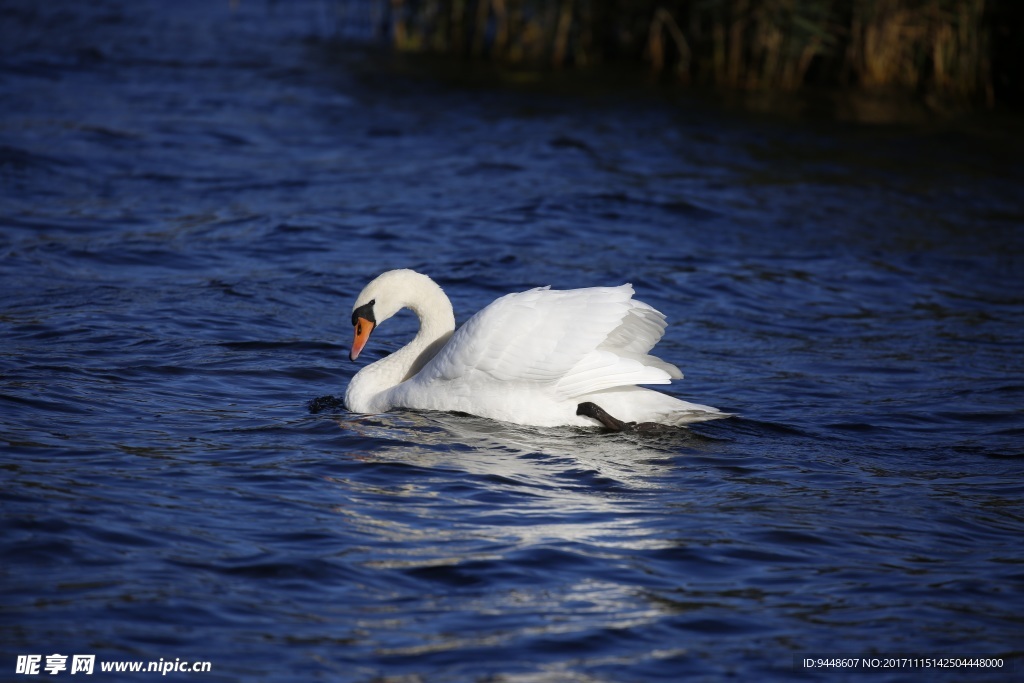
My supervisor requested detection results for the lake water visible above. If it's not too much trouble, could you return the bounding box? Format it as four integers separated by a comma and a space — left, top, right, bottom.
2, 1, 1023, 681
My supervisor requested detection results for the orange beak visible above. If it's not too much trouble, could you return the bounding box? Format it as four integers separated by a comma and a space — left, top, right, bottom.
350, 317, 375, 361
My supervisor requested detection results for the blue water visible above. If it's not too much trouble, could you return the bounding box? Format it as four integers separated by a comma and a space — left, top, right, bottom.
3, 1, 1024, 681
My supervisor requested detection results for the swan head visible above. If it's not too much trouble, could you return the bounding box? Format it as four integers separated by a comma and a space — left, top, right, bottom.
348, 269, 449, 362
349, 298, 376, 362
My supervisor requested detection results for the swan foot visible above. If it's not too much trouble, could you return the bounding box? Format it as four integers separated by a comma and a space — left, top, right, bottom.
576, 401, 630, 432
576, 401, 680, 434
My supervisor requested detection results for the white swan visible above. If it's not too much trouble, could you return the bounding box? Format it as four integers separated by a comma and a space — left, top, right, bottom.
344, 269, 726, 428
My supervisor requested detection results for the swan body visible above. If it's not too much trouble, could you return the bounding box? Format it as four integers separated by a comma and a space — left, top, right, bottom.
344, 269, 725, 428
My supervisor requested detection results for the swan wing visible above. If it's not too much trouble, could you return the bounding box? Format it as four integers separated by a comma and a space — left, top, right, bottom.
413, 284, 681, 399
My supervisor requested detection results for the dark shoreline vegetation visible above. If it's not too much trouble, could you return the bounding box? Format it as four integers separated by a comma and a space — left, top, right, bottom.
346, 0, 1022, 110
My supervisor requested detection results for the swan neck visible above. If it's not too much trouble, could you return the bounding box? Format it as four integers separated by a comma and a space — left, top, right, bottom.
402, 290, 455, 379
345, 274, 455, 413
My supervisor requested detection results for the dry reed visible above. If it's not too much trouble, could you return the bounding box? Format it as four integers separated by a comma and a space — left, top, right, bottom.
371, 0, 996, 103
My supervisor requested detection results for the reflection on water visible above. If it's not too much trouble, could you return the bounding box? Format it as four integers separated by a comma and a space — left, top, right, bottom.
337, 410, 700, 480
316, 414, 772, 673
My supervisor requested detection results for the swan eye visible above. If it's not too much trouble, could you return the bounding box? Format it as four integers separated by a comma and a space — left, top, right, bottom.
351, 300, 376, 327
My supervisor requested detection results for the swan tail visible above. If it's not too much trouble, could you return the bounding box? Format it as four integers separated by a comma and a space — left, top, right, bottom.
579, 386, 728, 425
